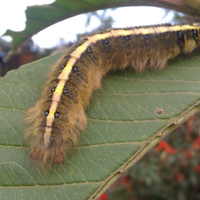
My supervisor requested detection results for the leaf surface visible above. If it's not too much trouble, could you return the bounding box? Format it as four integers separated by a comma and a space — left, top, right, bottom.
0, 51, 200, 199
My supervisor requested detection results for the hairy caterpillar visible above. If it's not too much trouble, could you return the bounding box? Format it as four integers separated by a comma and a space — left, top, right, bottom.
25, 23, 200, 166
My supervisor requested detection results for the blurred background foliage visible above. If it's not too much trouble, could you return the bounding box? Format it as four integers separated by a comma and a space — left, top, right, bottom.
0, 9, 115, 76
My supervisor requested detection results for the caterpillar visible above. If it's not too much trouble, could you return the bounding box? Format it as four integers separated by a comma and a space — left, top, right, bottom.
25, 23, 200, 166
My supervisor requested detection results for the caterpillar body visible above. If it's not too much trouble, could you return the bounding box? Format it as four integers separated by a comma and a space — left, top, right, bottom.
25, 23, 200, 166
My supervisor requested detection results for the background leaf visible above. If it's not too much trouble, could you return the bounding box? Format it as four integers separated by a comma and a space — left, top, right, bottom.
4, 0, 200, 49
0, 50, 200, 199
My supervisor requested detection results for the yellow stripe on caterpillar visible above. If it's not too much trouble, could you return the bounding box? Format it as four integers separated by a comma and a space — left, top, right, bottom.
55, 85, 64, 95
58, 59, 75, 80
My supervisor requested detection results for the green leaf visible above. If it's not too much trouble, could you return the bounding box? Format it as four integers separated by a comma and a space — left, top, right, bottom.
4, 0, 200, 49
0, 50, 200, 199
